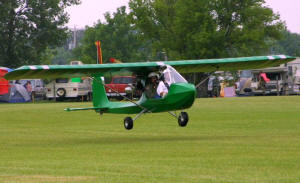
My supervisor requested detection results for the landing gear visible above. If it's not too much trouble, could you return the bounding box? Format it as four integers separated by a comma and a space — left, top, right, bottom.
124, 117, 133, 130
123, 110, 188, 130
123, 109, 148, 130
168, 111, 189, 127
178, 112, 189, 127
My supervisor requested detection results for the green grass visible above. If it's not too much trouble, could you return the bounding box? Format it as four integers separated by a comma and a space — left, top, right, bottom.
1, 96, 300, 183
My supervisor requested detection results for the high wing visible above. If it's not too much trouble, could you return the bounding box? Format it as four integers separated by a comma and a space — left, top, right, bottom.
5, 55, 295, 80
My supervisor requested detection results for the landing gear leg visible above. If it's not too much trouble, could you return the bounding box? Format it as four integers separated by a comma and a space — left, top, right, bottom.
123, 109, 148, 130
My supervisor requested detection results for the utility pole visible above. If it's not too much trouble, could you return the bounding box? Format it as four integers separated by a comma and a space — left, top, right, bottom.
73, 25, 77, 49
161, 51, 168, 61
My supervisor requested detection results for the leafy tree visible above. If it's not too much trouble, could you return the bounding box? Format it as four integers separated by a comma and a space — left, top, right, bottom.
73, 6, 153, 64
129, 0, 285, 59
0, 0, 80, 68
45, 29, 85, 65
209, 0, 284, 57
270, 30, 300, 56
50, 47, 74, 65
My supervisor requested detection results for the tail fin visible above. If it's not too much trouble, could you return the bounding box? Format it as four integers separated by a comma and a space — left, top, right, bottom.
92, 74, 109, 108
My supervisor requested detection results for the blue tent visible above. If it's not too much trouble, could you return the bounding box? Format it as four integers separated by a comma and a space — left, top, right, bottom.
0, 67, 31, 103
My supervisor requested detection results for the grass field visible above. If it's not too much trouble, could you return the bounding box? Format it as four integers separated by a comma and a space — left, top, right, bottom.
1, 96, 300, 183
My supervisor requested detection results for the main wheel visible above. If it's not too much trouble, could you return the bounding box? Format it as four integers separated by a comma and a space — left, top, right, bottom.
124, 117, 133, 130
178, 112, 189, 127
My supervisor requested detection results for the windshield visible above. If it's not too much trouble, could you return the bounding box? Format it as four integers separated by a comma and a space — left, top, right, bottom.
163, 65, 187, 84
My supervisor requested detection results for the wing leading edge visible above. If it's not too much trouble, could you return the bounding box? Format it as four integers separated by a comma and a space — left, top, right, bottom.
5, 55, 295, 80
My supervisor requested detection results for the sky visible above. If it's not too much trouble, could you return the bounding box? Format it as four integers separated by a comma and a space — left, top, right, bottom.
65, 0, 129, 29
66, 0, 300, 33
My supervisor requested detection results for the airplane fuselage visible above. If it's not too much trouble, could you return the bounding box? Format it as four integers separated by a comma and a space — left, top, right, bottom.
96, 83, 196, 114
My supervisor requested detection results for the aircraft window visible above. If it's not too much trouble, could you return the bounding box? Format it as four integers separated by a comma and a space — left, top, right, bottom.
56, 78, 69, 83
163, 66, 187, 84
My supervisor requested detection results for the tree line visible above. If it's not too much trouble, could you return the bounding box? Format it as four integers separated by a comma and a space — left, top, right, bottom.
1, 0, 300, 68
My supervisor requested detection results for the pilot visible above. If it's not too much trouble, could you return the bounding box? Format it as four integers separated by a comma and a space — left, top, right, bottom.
145, 72, 160, 98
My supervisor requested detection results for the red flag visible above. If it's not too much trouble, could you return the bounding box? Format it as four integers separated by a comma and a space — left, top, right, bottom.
95, 41, 103, 64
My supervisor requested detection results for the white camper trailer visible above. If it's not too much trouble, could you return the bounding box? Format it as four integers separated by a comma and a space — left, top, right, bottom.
45, 61, 92, 101
250, 59, 300, 95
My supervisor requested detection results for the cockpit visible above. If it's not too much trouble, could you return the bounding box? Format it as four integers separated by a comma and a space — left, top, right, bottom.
161, 65, 187, 85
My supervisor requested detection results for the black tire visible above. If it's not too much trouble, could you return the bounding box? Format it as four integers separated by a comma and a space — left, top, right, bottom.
56, 88, 66, 98
124, 117, 133, 130
178, 112, 189, 127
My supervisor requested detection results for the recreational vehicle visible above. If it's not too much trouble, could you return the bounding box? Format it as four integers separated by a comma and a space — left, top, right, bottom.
45, 61, 92, 101
250, 59, 300, 95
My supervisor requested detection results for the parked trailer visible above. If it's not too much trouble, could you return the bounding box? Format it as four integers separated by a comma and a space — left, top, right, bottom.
45, 61, 92, 101
247, 59, 300, 95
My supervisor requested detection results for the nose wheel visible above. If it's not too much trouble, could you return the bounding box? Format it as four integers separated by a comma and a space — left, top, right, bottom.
178, 112, 189, 127
124, 117, 133, 130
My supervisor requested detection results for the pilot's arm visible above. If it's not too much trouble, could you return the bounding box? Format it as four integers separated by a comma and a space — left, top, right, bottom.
157, 81, 168, 97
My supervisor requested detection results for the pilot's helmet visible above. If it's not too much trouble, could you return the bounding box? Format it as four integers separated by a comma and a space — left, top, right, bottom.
148, 72, 158, 78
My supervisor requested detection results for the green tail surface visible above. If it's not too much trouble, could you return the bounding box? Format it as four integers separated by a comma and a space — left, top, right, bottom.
92, 74, 110, 109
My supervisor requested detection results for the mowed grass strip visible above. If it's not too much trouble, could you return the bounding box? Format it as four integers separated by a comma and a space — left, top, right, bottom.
0, 96, 300, 183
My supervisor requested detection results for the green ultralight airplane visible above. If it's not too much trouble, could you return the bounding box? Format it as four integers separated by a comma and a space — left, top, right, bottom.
5, 55, 295, 130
